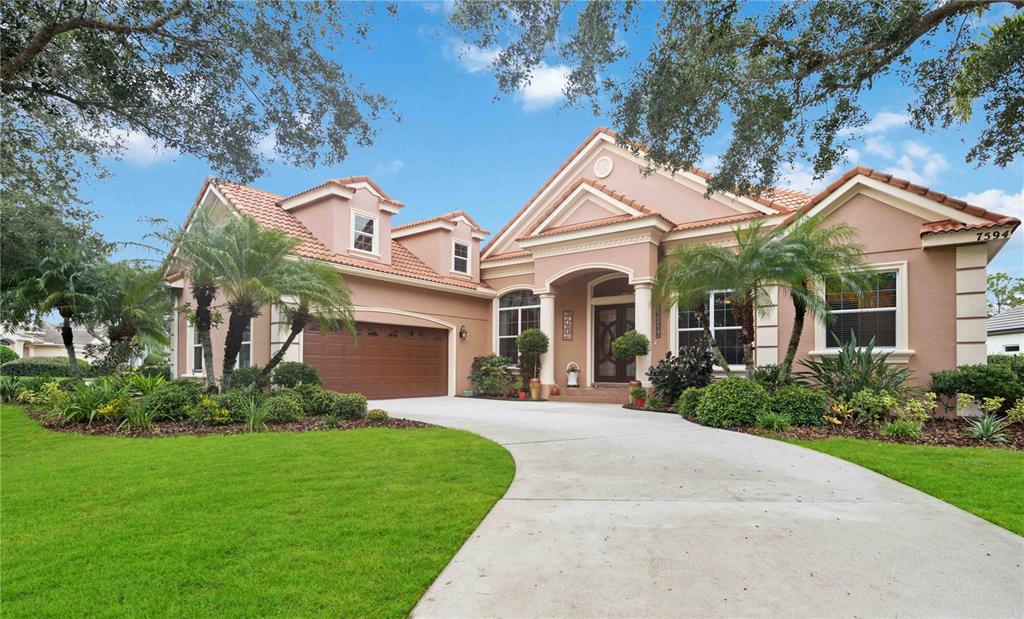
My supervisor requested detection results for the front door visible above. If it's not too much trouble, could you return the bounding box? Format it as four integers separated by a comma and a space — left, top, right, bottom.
593, 304, 635, 383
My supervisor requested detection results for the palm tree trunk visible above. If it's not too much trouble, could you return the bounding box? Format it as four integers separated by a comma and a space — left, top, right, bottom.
779, 289, 808, 381
221, 310, 252, 390
260, 317, 304, 380
735, 300, 756, 379
192, 285, 218, 391
695, 306, 731, 375
60, 313, 81, 379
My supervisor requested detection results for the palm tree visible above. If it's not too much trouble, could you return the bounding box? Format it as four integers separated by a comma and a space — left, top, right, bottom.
259, 260, 356, 380
171, 213, 224, 390
92, 261, 174, 368
200, 216, 300, 390
775, 216, 873, 380
21, 247, 102, 378
654, 222, 795, 378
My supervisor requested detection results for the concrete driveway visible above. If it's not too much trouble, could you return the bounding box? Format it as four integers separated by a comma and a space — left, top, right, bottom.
376, 397, 1023, 618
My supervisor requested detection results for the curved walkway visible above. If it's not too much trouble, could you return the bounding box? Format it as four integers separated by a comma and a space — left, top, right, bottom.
376, 397, 1023, 618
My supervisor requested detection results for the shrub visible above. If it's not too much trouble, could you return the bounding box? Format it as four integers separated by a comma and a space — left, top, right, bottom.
646, 345, 714, 405
188, 395, 232, 425
755, 410, 792, 432
516, 328, 549, 380
930, 364, 1023, 409
1008, 399, 1024, 425
229, 366, 269, 391
53, 379, 132, 425
847, 388, 898, 425
0, 376, 19, 403
771, 384, 828, 427
137, 363, 171, 379
0, 345, 18, 364
642, 395, 664, 410
0, 356, 91, 377
752, 364, 793, 391
119, 401, 156, 433
695, 377, 770, 428
218, 387, 263, 422
469, 355, 515, 396
881, 419, 923, 439
798, 335, 911, 401
965, 414, 1009, 443
987, 354, 1024, 382
367, 408, 389, 421
263, 390, 305, 423
611, 330, 650, 359
328, 392, 368, 421
124, 373, 167, 397
674, 386, 705, 418
141, 381, 203, 421
271, 362, 322, 388
243, 399, 271, 432
324, 413, 343, 429
293, 384, 335, 416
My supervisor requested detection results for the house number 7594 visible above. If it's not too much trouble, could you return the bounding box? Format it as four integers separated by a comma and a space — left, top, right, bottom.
976, 230, 1011, 241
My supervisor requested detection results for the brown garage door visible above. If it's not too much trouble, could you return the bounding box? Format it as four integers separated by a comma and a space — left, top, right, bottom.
303, 321, 448, 399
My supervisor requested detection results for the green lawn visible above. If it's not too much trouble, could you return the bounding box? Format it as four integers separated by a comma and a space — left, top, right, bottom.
0, 405, 514, 618
791, 438, 1024, 536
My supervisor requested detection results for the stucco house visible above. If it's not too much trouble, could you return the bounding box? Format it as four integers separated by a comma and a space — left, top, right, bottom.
168, 128, 1019, 400
987, 307, 1024, 355
0, 323, 103, 361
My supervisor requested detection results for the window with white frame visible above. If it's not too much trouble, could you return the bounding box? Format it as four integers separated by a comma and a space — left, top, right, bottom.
498, 290, 540, 362
677, 291, 742, 366
453, 241, 469, 274
238, 320, 253, 368
192, 327, 203, 374
825, 270, 898, 348
352, 212, 377, 253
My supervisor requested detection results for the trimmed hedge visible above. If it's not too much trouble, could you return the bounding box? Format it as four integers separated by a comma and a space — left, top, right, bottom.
674, 386, 705, 418
329, 392, 368, 420
930, 364, 1024, 407
271, 362, 322, 388
263, 391, 305, 422
695, 377, 770, 428
0, 357, 91, 377
230, 366, 270, 390
770, 384, 827, 426
0, 345, 18, 364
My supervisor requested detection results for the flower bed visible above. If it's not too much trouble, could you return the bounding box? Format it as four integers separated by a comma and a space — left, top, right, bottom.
740, 418, 1024, 450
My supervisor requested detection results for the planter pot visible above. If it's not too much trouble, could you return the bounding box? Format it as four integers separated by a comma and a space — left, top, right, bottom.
529, 378, 542, 401
567, 371, 579, 387
549, 386, 560, 396
628, 379, 642, 406
636, 398, 645, 408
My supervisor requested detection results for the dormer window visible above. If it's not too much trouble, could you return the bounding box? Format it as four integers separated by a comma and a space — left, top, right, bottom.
453, 240, 470, 274
352, 211, 377, 254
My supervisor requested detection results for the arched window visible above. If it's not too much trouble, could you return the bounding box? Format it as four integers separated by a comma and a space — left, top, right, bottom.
498, 290, 540, 362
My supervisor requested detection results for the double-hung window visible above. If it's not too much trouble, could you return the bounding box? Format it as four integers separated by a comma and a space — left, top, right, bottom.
677, 291, 742, 367
352, 212, 377, 253
825, 270, 898, 348
453, 241, 470, 274
238, 321, 253, 368
498, 290, 540, 362
192, 328, 203, 374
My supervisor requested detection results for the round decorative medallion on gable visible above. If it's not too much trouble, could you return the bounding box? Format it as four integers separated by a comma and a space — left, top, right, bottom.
594, 156, 614, 179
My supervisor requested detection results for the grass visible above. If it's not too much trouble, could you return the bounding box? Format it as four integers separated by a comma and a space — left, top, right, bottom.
791, 437, 1024, 536
0, 405, 514, 618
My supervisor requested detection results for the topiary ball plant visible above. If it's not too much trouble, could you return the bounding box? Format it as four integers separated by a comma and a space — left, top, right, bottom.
611, 330, 650, 360
695, 377, 770, 428
516, 328, 549, 380
271, 362, 323, 388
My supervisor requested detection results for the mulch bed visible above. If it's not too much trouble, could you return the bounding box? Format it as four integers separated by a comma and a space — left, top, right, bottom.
741, 418, 1024, 450
27, 409, 433, 438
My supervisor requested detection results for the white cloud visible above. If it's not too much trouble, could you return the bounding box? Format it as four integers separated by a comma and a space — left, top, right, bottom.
861, 111, 909, 134
375, 158, 405, 175
257, 132, 277, 158
698, 154, 721, 173
845, 147, 861, 164
884, 140, 950, 185
777, 161, 833, 193
959, 187, 1024, 219
864, 135, 895, 159
109, 129, 175, 166
517, 63, 571, 111
445, 38, 500, 74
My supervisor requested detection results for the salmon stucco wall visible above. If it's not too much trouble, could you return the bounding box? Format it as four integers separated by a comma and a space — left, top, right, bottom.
175, 285, 272, 379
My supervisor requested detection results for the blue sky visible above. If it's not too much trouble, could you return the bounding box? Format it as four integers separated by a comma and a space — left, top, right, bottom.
83, 2, 1023, 275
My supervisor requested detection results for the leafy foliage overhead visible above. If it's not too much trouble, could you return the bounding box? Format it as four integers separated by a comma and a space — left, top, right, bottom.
450, 0, 1024, 195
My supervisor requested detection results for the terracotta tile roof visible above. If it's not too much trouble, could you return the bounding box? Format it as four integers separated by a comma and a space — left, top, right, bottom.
520, 177, 669, 239
279, 176, 403, 207
211, 180, 488, 292
920, 219, 1020, 235
765, 188, 812, 210
672, 211, 768, 231
393, 210, 491, 235
524, 214, 642, 239
481, 250, 532, 263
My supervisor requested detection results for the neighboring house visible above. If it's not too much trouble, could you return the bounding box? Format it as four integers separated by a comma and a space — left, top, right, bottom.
168, 128, 1019, 399
987, 307, 1024, 355
0, 324, 104, 362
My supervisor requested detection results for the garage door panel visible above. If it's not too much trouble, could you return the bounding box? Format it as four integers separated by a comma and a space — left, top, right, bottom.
303, 321, 448, 399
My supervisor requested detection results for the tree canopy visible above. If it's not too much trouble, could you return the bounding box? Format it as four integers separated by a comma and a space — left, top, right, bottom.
451, 0, 1024, 196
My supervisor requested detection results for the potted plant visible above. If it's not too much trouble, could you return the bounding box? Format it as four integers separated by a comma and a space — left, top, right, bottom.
612, 330, 650, 368
566, 362, 580, 387
516, 328, 549, 400
629, 385, 646, 408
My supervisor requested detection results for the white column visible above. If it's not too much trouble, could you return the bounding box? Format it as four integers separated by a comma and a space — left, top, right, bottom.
955, 244, 988, 366
634, 283, 653, 386
539, 293, 556, 385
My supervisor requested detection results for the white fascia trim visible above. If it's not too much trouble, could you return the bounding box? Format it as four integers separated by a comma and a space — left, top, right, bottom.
921, 225, 1017, 248
391, 220, 456, 239
471, 231, 488, 240
350, 209, 380, 256
662, 215, 786, 242
379, 203, 401, 215
803, 176, 991, 226
483, 132, 774, 259
535, 183, 645, 233
480, 255, 533, 270
297, 255, 497, 299
353, 306, 459, 396
519, 216, 672, 249
280, 183, 354, 211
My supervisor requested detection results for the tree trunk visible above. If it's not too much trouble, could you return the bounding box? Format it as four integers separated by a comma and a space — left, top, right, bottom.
734, 299, 756, 379
260, 316, 305, 381
779, 288, 808, 381
192, 285, 217, 391
221, 310, 252, 391
60, 313, 81, 379
695, 306, 731, 375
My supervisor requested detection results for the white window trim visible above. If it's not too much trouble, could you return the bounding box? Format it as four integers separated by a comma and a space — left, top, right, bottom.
495, 291, 541, 363
812, 260, 914, 363
187, 322, 204, 376
669, 290, 745, 372
350, 209, 379, 256
452, 239, 471, 275
238, 319, 253, 369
